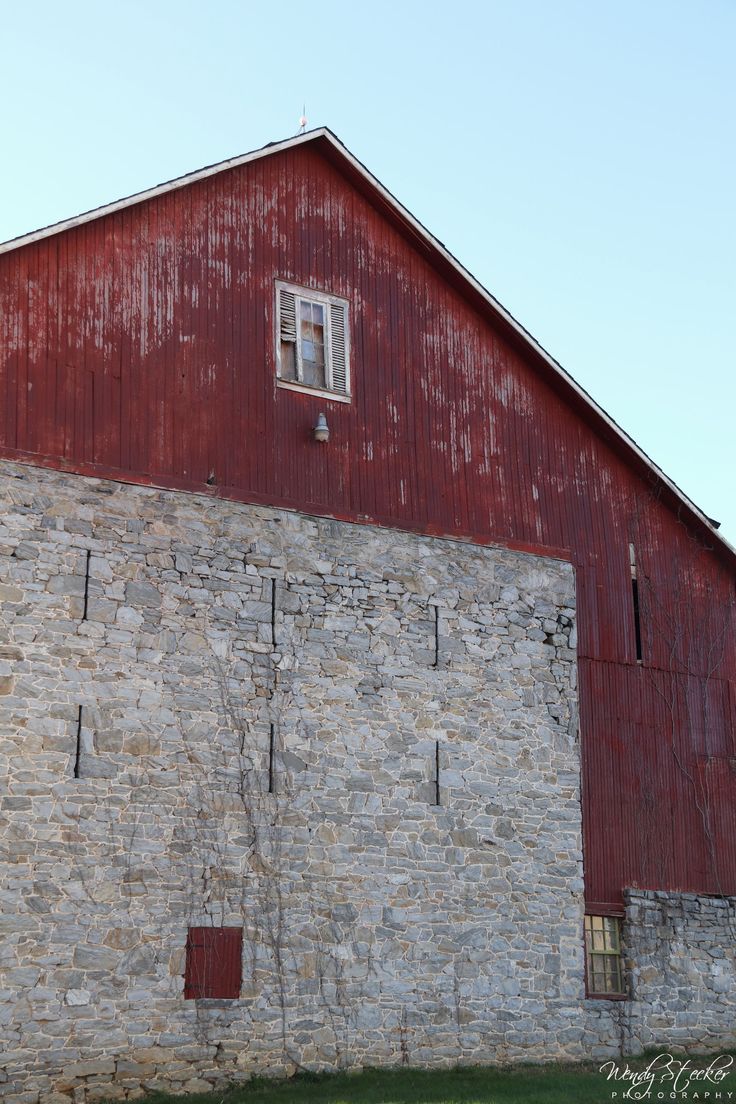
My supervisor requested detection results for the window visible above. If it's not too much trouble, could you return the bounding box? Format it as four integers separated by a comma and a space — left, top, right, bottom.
584, 914, 625, 997
276, 281, 350, 399
184, 926, 242, 999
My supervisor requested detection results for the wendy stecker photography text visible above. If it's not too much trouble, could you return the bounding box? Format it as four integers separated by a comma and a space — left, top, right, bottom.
600, 1053, 734, 1101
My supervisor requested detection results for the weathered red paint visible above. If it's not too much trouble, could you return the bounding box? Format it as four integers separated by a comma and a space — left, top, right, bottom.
184, 927, 242, 999
0, 138, 733, 907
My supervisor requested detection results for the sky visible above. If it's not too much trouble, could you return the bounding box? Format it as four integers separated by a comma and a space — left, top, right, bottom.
1, 0, 734, 544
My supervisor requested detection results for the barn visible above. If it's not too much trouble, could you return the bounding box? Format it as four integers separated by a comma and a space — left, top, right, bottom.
0, 128, 734, 1100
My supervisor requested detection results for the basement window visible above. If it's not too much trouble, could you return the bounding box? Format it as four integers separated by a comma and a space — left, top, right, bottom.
276, 281, 350, 400
184, 926, 242, 999
584, 914, 626, 998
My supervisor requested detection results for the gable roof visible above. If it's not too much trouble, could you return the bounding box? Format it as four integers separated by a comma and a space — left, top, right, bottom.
1, 127, 732, 567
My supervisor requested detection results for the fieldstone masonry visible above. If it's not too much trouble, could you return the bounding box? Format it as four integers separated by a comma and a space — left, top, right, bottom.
621, 890, 736, 1052
0, 459, 733, 1101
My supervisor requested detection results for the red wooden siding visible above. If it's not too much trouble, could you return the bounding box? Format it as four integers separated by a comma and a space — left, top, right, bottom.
0, 142, 734, 908
184, 926, 243, 999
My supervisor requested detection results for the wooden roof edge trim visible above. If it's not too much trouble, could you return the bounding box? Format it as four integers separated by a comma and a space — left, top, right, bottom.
1, 126, 733, 569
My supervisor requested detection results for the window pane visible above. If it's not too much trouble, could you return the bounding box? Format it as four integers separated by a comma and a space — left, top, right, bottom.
302, 351, 326, 388
300, 304, 324, 340
299, 300, 324, 333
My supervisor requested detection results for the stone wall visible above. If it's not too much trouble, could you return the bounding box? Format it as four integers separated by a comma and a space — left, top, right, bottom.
580, 894, 736, 1062
0, 459, 584, 1100
622, 889, 736, 1053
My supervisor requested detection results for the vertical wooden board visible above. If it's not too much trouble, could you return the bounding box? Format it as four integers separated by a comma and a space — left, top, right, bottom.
105, 214, 123, 470
219, 926, 243, 999
15, 249, 31, 451
0, 253, 21, 449
184, 927, 206, 999
695, 758, 736, 889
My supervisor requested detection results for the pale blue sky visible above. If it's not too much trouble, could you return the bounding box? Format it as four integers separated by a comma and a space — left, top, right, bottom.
2, 0, 734, 542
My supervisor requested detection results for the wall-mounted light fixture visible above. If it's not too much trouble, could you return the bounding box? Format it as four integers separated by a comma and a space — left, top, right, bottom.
313, 413, 330, 443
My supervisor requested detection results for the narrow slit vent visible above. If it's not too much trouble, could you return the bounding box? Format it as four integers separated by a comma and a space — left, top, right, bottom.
74, 705, 83, 779
82, 550, 91, 621
629, 544, 643, 663
631, 577, 643, 663
434, 740, 441, 806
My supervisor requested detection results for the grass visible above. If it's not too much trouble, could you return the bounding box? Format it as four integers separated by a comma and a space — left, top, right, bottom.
120, 1048, 736, 1104
125, 1054, 722, 1104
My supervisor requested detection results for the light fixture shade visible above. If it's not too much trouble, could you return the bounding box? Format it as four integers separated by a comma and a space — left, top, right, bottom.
313, 413, 330, 443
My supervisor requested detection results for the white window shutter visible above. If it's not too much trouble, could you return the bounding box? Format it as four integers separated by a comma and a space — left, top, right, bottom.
279, 289, 297, 342
329, 302, 348, 395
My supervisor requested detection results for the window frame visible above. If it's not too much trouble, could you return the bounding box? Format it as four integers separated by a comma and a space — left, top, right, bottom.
584, 913, 627, 1000
275, 279, 351, 403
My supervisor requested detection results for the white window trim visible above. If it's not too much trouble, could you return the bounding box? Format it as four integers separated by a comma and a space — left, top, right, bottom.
275, 279, 351, 399
276, 379, 352, 404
